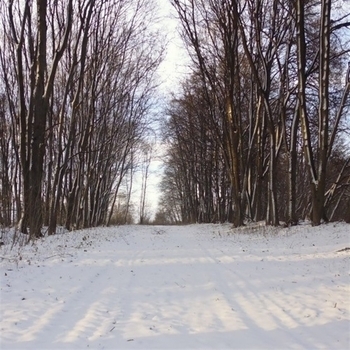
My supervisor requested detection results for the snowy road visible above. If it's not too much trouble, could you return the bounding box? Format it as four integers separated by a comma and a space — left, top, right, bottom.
0, 223, 349, 349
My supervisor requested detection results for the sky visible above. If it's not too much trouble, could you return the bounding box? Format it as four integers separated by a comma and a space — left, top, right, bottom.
130, 0, 191, 220
156, 0, 191, 93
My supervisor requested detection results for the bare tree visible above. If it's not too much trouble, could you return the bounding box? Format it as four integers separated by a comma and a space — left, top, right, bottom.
139, 141, 153, 224
295, 0, 350, 225
172, 0, 245, 225
1, 0, 73, 238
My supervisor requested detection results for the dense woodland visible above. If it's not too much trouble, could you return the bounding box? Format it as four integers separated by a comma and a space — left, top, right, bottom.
155, 0, 350, 226
0, 0, 349, 239
0, 0, 163, 238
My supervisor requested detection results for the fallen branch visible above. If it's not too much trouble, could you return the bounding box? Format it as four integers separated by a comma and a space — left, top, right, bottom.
336, 247, 350, 253
44, 253, 74, 260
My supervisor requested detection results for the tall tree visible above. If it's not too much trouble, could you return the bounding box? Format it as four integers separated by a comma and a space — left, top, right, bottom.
295, 0, 350, 225
6, 0, 74, 238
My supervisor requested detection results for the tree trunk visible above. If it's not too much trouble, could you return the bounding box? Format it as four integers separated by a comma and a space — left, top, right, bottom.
313, 0, 331, 225
27, 0, 48, 238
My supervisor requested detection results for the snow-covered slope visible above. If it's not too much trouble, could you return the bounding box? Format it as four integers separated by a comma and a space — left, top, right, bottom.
0, 223, 349, 349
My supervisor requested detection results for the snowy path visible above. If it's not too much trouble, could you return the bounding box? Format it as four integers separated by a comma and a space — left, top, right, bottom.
0, 223, 349, 349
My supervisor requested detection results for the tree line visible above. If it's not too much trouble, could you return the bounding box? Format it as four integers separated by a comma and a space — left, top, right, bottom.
0, 0, 163, 239
155, 0, 350, 226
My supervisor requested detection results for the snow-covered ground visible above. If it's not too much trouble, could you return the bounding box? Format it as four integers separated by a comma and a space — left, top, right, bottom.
0, 222, 349, 349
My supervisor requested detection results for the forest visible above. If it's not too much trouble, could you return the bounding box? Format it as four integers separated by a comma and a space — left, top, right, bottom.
155, 0, 350, 226
0, 0, 350, 240
0, 0, 164, 238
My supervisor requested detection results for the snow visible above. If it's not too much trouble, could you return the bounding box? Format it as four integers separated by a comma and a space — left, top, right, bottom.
0, 222, 349, 349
